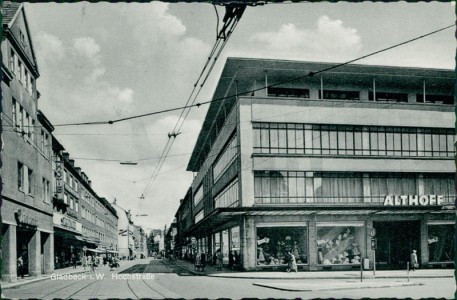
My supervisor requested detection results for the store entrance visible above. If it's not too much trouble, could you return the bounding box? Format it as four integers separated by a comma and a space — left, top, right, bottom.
373, 221, 420, 270
16, 228, 34, 276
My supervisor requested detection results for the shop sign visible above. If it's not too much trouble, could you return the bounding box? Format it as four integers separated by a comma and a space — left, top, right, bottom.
53, 212, 82, 233
383, 195, 444, 206
15, 209, 38, 227
55, 161, 64, 200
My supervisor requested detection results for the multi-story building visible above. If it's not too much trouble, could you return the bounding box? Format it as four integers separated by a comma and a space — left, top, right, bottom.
174, 188, 193, 259
182, 58, 455, 271
52, 149, 118, 266
1, 2, 55, 281
111, 200, 134, 259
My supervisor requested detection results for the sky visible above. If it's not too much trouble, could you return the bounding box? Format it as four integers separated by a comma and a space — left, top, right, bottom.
23, 1, 455, 232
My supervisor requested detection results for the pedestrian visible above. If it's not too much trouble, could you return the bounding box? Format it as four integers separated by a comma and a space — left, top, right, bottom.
17, 255, 24, 279
82, 255, 87, 270
410, 249, 418, 271
71, 253, 77, 269
287, 251, 298, 273
216, 249, 223, 271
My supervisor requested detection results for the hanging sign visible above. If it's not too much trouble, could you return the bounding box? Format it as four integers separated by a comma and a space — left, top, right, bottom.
55, 161, 64, 200
383, 195, 444, 206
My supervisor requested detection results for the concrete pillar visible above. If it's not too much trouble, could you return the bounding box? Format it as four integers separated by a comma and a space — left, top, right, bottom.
242, 217, 256, 271
420, 219, 429, 265
28, 230, 41, 277
365, 219, 375, 269
238, 99, 254, 207
2, 224, 17, 282
363, 174, 371, 203
43, 232, 54, 274
308, 218, 318, 270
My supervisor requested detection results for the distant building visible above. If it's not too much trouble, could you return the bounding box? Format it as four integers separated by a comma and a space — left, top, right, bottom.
111, 201, 133, 259
180, 58, 455, 271
1, 2, 54, 282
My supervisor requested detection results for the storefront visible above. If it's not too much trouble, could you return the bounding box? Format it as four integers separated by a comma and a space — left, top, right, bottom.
1, 203, 54, 282
53, 212, 83, 268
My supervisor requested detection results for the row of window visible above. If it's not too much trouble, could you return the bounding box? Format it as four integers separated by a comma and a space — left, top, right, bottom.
195, 209, 204, 224
11, 99, 36, 141
253, 123, 455, 157
63, 193, 79, 212
213, 134, 238, 182
9, 48, 34, 95
215, 179, 239, 208
63, 170, 79, 192
194, 185, 204, 206
266, 87, 453, 104
254, 171, 455, 204
17, 161, 33, 195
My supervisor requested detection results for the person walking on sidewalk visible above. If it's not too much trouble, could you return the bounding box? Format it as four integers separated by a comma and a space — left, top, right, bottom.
71, 253, 77, 269
410, 250, 418, 271
216, 249, 223, 271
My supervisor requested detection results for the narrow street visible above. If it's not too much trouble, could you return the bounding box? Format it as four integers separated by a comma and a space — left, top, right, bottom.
3, 259, 455, 299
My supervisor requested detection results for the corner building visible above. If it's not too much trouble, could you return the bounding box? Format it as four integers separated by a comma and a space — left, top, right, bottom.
185, 58, 455, 271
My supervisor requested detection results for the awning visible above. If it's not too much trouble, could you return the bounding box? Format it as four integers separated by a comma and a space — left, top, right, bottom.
86, 248, 103, 253
107, 250, 119, 253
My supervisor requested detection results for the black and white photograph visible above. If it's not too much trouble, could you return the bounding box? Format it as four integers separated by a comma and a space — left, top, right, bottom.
0, 1, 455, 299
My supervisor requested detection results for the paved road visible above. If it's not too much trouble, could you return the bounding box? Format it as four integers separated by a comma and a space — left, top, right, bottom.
4, 260, 455, 299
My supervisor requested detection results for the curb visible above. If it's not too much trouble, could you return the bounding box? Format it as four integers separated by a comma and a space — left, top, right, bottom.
252, 281, 424, 292
2, 270, 88, 290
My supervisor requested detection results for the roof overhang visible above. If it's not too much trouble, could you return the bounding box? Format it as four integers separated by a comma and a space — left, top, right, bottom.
184, 205, 455, 236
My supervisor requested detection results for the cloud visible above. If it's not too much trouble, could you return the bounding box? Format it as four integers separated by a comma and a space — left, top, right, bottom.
250, 15, 362, 61
35, 32, 65, 61
73, 37, 101, 58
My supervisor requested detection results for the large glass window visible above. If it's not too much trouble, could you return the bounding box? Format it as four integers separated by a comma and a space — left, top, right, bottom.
253, 122, 454, 158
193, 185, 204, 206
194, 210, 204, 223
428, 224, 455, 263
215, 179, 239, 208
257, 225, 308, 266
213, 134, 238, 182
317, 224, 365, 265
423, 174, 455, 204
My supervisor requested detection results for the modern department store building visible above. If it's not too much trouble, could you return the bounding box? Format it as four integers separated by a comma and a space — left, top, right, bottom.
184, 58, 455, 271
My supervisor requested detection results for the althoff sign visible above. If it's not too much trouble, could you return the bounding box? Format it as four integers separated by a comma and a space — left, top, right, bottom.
383, 195, 444, 206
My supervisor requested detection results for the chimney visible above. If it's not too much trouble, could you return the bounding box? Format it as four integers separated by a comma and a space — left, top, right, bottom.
62, 152, 70, 161
75, 167, 81, 176
69, 159, 75, 167
88, 180, 92, 187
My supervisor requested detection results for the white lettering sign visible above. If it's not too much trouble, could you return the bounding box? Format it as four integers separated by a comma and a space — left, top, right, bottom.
55, 161, 64, 200
383, 195, 444, 206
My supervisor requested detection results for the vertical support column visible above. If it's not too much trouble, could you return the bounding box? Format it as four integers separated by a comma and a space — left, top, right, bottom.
308, 218, 318, 270
238, 98, 254, 207
363, 174, 371, 203
2, 224, 17, 282
365, 219, 374, 269
420, 219, 429, 266
242, 217, 256, 271
43, 232, 54, 274
28, 230, 42, 277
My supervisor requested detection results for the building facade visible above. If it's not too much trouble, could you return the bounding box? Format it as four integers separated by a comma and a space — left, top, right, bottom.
183, 58, 455, 271
1, 2, 54, 282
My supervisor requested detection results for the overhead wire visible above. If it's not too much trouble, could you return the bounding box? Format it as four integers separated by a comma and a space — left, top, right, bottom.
50, 23, 455, 128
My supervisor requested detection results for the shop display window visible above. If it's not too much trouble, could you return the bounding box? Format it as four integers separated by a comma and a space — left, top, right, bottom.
428, 224, 455, 262
256, 226, 308, 266
317, 225, 364, 265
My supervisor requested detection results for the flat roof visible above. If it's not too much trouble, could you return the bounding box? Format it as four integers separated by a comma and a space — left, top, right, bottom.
187, 57, 455, 171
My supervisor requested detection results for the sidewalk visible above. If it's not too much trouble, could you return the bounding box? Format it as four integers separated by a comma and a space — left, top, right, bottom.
165, 258, 454, 280
1, 258, 149, 290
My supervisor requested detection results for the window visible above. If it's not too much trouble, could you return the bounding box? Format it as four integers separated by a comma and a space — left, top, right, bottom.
257, 225, 308, 266
213, 134, 238, 182
12, 98, 17, 129
428, 223, 455, 262
18, 162, 24, 190
10, 49, 16, 73
253, 122, 454, 158
215, 179, 239, 208
369, 92, 408, 102
42, 178, 50, 204
27, 168, 33, 195
319, 90, 360, 100
416, 94, 454, 105
317, 224, 365, 265
75, 201, 79, 212
18, 60, 23, 83
64, 193, 68, 205
193, 185, 204, 206
194, 210, 204, 223
18, 107, 24, 134
268, 87, 310, 98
